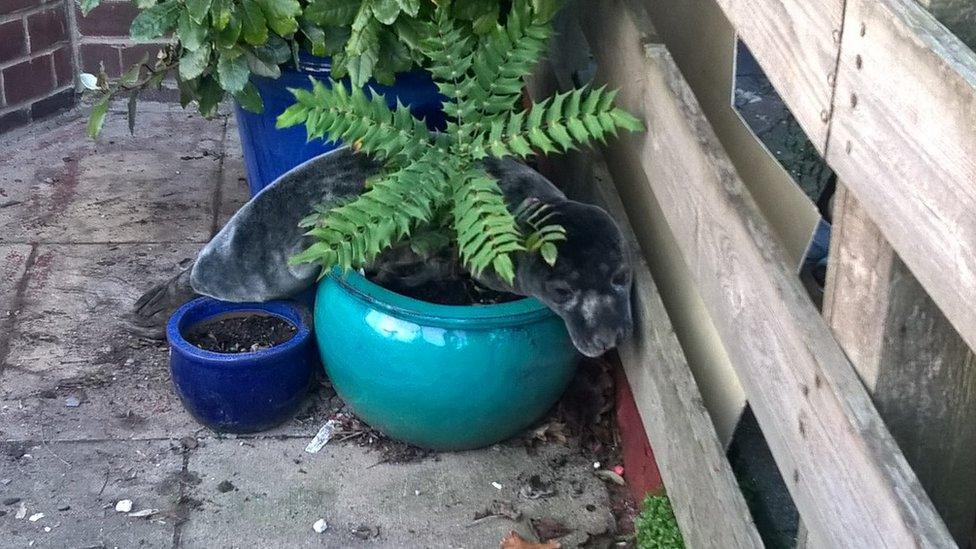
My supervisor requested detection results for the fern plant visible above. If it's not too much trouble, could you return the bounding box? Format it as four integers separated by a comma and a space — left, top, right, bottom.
277, 0, 643, 284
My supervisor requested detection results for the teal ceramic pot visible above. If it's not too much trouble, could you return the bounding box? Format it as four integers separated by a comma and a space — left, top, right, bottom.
314, 270, 580, 450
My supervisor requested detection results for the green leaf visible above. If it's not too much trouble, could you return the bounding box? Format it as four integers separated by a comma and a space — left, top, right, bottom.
371, 0, 402, 25
303, 0, 360, 26
178, 10, 208, 50
119, 55, 147, 87
301, 20, 327, 56
178, 43, 212, 80
87, 96, 110, 138
186, 0, 212, 24
79, 0, 101, 16
127, 91, 140, 135
234, 82, 264, 113
240, 0, 269, 45
396, 0, 420, 17
216, 12, 243, 47
217, 50, 250, 92
129, 1, 180, 40
256, 0, 301, 37
244, 48, 281, 78
197, 76, 224, 117
209, 0, 232, 30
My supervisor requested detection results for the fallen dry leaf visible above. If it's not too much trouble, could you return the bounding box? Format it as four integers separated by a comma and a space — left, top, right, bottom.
500, 531, 561, 549
531, 517, 573, 540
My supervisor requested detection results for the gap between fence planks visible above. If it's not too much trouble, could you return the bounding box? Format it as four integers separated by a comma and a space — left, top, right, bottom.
582, 0, 955, 545
711, 0, 845, 151
545, 149, 764, 549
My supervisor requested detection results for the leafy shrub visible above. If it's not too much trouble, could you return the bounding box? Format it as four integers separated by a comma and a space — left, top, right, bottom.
277, 0, 643, 282
81, 0, 563, 136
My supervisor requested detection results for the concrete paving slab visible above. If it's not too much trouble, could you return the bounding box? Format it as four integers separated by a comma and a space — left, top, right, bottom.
0, 245, 31, 318
179, 438, 615, 548
0, 439, 183, 548
216, 116, 251, 229
0, 103, 224, 244
0, 243, 199, 441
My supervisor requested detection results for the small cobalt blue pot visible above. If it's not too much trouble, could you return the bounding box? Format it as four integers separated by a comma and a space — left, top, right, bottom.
167, 297, 314, 433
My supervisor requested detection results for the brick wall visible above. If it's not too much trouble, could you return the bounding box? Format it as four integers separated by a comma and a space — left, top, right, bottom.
0, 0, 167, 134
0, 0, 75, 133
75, 0, 166, 78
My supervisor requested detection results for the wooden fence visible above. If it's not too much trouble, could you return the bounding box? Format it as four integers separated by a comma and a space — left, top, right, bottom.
538, 0, 976, 546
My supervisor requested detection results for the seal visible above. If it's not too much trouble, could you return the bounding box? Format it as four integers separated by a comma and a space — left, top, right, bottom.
126, 149, 633, 356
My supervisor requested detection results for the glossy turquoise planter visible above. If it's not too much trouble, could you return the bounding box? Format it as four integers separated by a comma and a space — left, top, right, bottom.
314, 270, 580, 450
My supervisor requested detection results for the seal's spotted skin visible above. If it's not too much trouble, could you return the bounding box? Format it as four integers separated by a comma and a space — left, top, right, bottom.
127, 150, 633, 357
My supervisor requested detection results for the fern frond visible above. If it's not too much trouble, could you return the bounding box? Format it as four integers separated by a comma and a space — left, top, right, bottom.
420, 9, 474, 121
460, 1, 551, 122
291, 152, 450, 272
513, 198, 565, 266
452, 170, 524, 283
277, 78, 434, 165
484, 86, 645, 159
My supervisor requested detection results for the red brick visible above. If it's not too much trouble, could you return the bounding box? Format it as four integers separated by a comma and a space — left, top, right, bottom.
76, 1, 139, 36
0, 20, 27, 63
0, 0, 38, 16
2, 55, 54, 104
0, 107, 30, 133
52, 45, 72, 86
27, 4, 68, 52
80, 43, 122, 77
30, 86, 74, 119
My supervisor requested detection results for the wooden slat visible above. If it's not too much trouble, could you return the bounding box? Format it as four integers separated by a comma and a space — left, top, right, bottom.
582, 1, 955, 545
711, 0, 844, 150
546, 150, 764, 549
824, 184, 976, 545
824, 0, 976, 355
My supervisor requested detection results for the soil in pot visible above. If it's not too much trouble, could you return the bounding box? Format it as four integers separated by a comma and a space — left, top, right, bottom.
365, 246, 522, 306
184, 313, 297, 353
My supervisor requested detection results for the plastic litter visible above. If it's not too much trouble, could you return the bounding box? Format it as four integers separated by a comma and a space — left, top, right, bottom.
313, 518, 329, 533
305, 420, 338, 454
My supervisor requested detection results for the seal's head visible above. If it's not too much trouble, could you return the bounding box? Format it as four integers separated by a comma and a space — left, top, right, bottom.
518, 200, 633, 357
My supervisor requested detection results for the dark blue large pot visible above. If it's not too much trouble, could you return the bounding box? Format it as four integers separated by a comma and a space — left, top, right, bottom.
167, 297, 314, 433
234, 53, 445, 196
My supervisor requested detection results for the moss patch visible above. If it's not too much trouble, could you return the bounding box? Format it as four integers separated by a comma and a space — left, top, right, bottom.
635, 495, 684, 549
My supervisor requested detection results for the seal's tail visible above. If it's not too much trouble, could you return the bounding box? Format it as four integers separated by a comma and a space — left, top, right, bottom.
124, 263, 198, 340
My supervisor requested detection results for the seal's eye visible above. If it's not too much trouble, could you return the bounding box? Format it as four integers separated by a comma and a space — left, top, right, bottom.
546, 280, 574, 304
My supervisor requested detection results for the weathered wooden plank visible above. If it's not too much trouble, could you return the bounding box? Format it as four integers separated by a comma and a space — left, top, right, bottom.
823, 0, 976, 355
824, 184, 976, 545
710, 0, 844, 150
583, 1, 955, 545
546, 149, 764, 549
642, 0, 821, 270
548, 0, 747, 445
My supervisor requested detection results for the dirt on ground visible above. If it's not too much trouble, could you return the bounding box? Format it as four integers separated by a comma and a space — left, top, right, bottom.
183, 313, 297, 353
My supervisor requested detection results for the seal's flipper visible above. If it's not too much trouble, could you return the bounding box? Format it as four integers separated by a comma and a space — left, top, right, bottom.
191, 148, 374, 302
124, 266, 198, 339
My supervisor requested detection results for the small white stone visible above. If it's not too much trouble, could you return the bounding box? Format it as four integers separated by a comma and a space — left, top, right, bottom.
43, 527, 51, 533
414, 490, 420, 496
15, 502, 27, 519
491, 482, 503, 490
28, 513, 44, 522
593, 461, 601, 470
115, 500, 133, 513
312, 519, 329, 533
